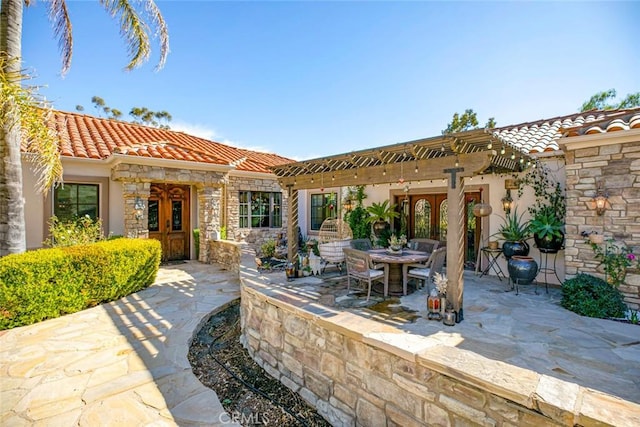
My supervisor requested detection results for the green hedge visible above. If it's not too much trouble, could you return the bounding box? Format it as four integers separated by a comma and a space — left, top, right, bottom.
0, 238, 161, 330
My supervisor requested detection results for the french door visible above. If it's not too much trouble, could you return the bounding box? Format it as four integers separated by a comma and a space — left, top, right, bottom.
396, 192, 481, 269
148, 184, 190, 262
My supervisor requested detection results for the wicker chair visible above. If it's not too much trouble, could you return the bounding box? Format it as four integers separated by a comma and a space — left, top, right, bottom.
318, 218, 353, 273
343, 248, 389, 300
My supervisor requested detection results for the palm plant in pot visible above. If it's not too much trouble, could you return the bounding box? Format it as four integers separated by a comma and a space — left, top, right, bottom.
495, 207, 531, 259
366, 200, 400, 238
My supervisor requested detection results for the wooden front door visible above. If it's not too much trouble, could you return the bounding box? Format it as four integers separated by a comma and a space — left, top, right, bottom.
396, 192, 481, 269
148, 184, 190, 261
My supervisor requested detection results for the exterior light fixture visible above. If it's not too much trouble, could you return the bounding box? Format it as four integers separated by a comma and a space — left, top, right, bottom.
500, 146, 506, 155
487, 140, 493, 149
134, 196, 145, 220
501, 189, 513, 214
593, 187, 609, 216
342, 198, 353, 213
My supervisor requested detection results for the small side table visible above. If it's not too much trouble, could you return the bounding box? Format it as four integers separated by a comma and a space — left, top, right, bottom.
479, 247, 506, 281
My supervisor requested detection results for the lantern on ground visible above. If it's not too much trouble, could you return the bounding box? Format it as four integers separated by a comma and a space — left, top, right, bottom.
427, 289, 442, 320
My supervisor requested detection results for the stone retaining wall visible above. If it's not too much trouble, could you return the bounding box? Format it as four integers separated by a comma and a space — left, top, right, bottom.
239, 273, 639, 426
563, 140, 640, 309
208, 240, 241, 274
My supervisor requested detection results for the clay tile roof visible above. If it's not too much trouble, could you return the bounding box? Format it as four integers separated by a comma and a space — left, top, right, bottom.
561, 108, 640, 137
491, 107, 640, 153
38, 110, 293, 173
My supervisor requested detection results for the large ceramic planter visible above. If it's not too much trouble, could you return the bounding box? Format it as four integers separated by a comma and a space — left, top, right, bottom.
502, 241, 529, 259
372, 220, 390, 237
534, 232, 564, 253
508, 256, 538, 286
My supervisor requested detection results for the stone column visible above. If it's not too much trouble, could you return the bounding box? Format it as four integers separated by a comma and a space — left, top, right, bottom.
198, 186, 222, 262
122, 182, 150, 239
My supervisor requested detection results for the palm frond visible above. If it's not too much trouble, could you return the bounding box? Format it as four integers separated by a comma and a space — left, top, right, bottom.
99, 0, 169, 71
0, 57, 63, 194
46, 0, 73, 75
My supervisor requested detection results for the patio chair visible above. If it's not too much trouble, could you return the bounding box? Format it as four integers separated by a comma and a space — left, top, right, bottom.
343, 248, 389, 300
404, 246, 447, 292
350, 238, 373, 251
318, 217, 353, 273
408, 238, 440, 253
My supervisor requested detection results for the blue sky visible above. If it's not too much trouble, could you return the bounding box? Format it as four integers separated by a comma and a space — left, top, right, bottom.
23, 1, 639, 161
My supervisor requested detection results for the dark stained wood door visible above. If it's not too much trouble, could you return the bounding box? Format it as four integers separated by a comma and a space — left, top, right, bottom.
396, 192, 481, 269
148, 184, 190, 261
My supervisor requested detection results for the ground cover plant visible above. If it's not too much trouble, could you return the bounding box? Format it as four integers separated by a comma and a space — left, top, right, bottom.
561, 273, 627, 319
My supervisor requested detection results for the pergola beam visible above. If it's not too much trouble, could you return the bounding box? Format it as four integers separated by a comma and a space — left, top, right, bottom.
278, 150, 496, 190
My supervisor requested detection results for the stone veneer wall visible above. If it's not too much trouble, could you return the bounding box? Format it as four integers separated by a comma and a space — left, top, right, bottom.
208, 240, 241, 274
226, 175, 288, 254
563, 141, 640, 309
239, 276, 639, 427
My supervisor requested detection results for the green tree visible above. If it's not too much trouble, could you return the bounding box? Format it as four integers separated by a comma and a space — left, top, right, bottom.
580, 89, 640, 112
443, 108, 496, 134
77, 97, 169, 127
0, 0, 170, 255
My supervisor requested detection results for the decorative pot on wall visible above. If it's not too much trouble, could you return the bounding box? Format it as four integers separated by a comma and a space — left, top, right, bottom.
507, 256, 538, 286
502, 241, 530, 259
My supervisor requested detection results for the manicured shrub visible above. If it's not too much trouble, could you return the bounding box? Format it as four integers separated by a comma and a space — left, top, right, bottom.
0, 238, 161, 330
561, 273, 627, 319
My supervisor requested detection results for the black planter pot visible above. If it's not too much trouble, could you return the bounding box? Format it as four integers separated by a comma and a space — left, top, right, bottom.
508, 256, 538, 286
372, 220, 390, 237
502, 241, 530, 259
534, 232, 564, 253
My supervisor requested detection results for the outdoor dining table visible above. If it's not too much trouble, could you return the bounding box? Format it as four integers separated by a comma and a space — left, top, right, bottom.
368, 248, 430, 296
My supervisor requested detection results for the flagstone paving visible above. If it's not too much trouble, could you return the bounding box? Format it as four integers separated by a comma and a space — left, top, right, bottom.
0, 262, 241, 427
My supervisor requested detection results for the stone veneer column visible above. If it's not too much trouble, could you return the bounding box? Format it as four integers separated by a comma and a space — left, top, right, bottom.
122, 182, 151, 238
197, 186, 222, 262
563, 140, 640, 309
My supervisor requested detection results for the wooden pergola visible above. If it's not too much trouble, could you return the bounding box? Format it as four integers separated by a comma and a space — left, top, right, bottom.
270, 128, 533, 322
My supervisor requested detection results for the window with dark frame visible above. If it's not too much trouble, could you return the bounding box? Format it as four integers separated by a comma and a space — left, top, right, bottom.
53, 183, 99, 222
239, 191, 282, 228
310, 192, 337, 231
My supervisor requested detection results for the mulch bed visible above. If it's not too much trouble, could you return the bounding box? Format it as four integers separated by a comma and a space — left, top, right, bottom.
188, 300, 332, 427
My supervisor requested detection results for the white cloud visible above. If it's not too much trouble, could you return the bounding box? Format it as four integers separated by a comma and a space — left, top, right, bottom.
170, 120, 275, 154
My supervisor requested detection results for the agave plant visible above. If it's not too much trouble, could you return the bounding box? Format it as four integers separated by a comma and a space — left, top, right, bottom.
495, 208, 530, 242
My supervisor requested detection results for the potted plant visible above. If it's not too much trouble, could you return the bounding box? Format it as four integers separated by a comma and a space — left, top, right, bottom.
528, 206, 564, 253
495, 207, 531, 259
518, 162, 566, 253
366, 200, 400, 237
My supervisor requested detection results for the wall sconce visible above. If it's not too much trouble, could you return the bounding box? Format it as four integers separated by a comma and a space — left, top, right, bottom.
593, 187, 608, 216
342, 198, 353, 213
501, 189, 513, 214
134, 196, 145, 221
